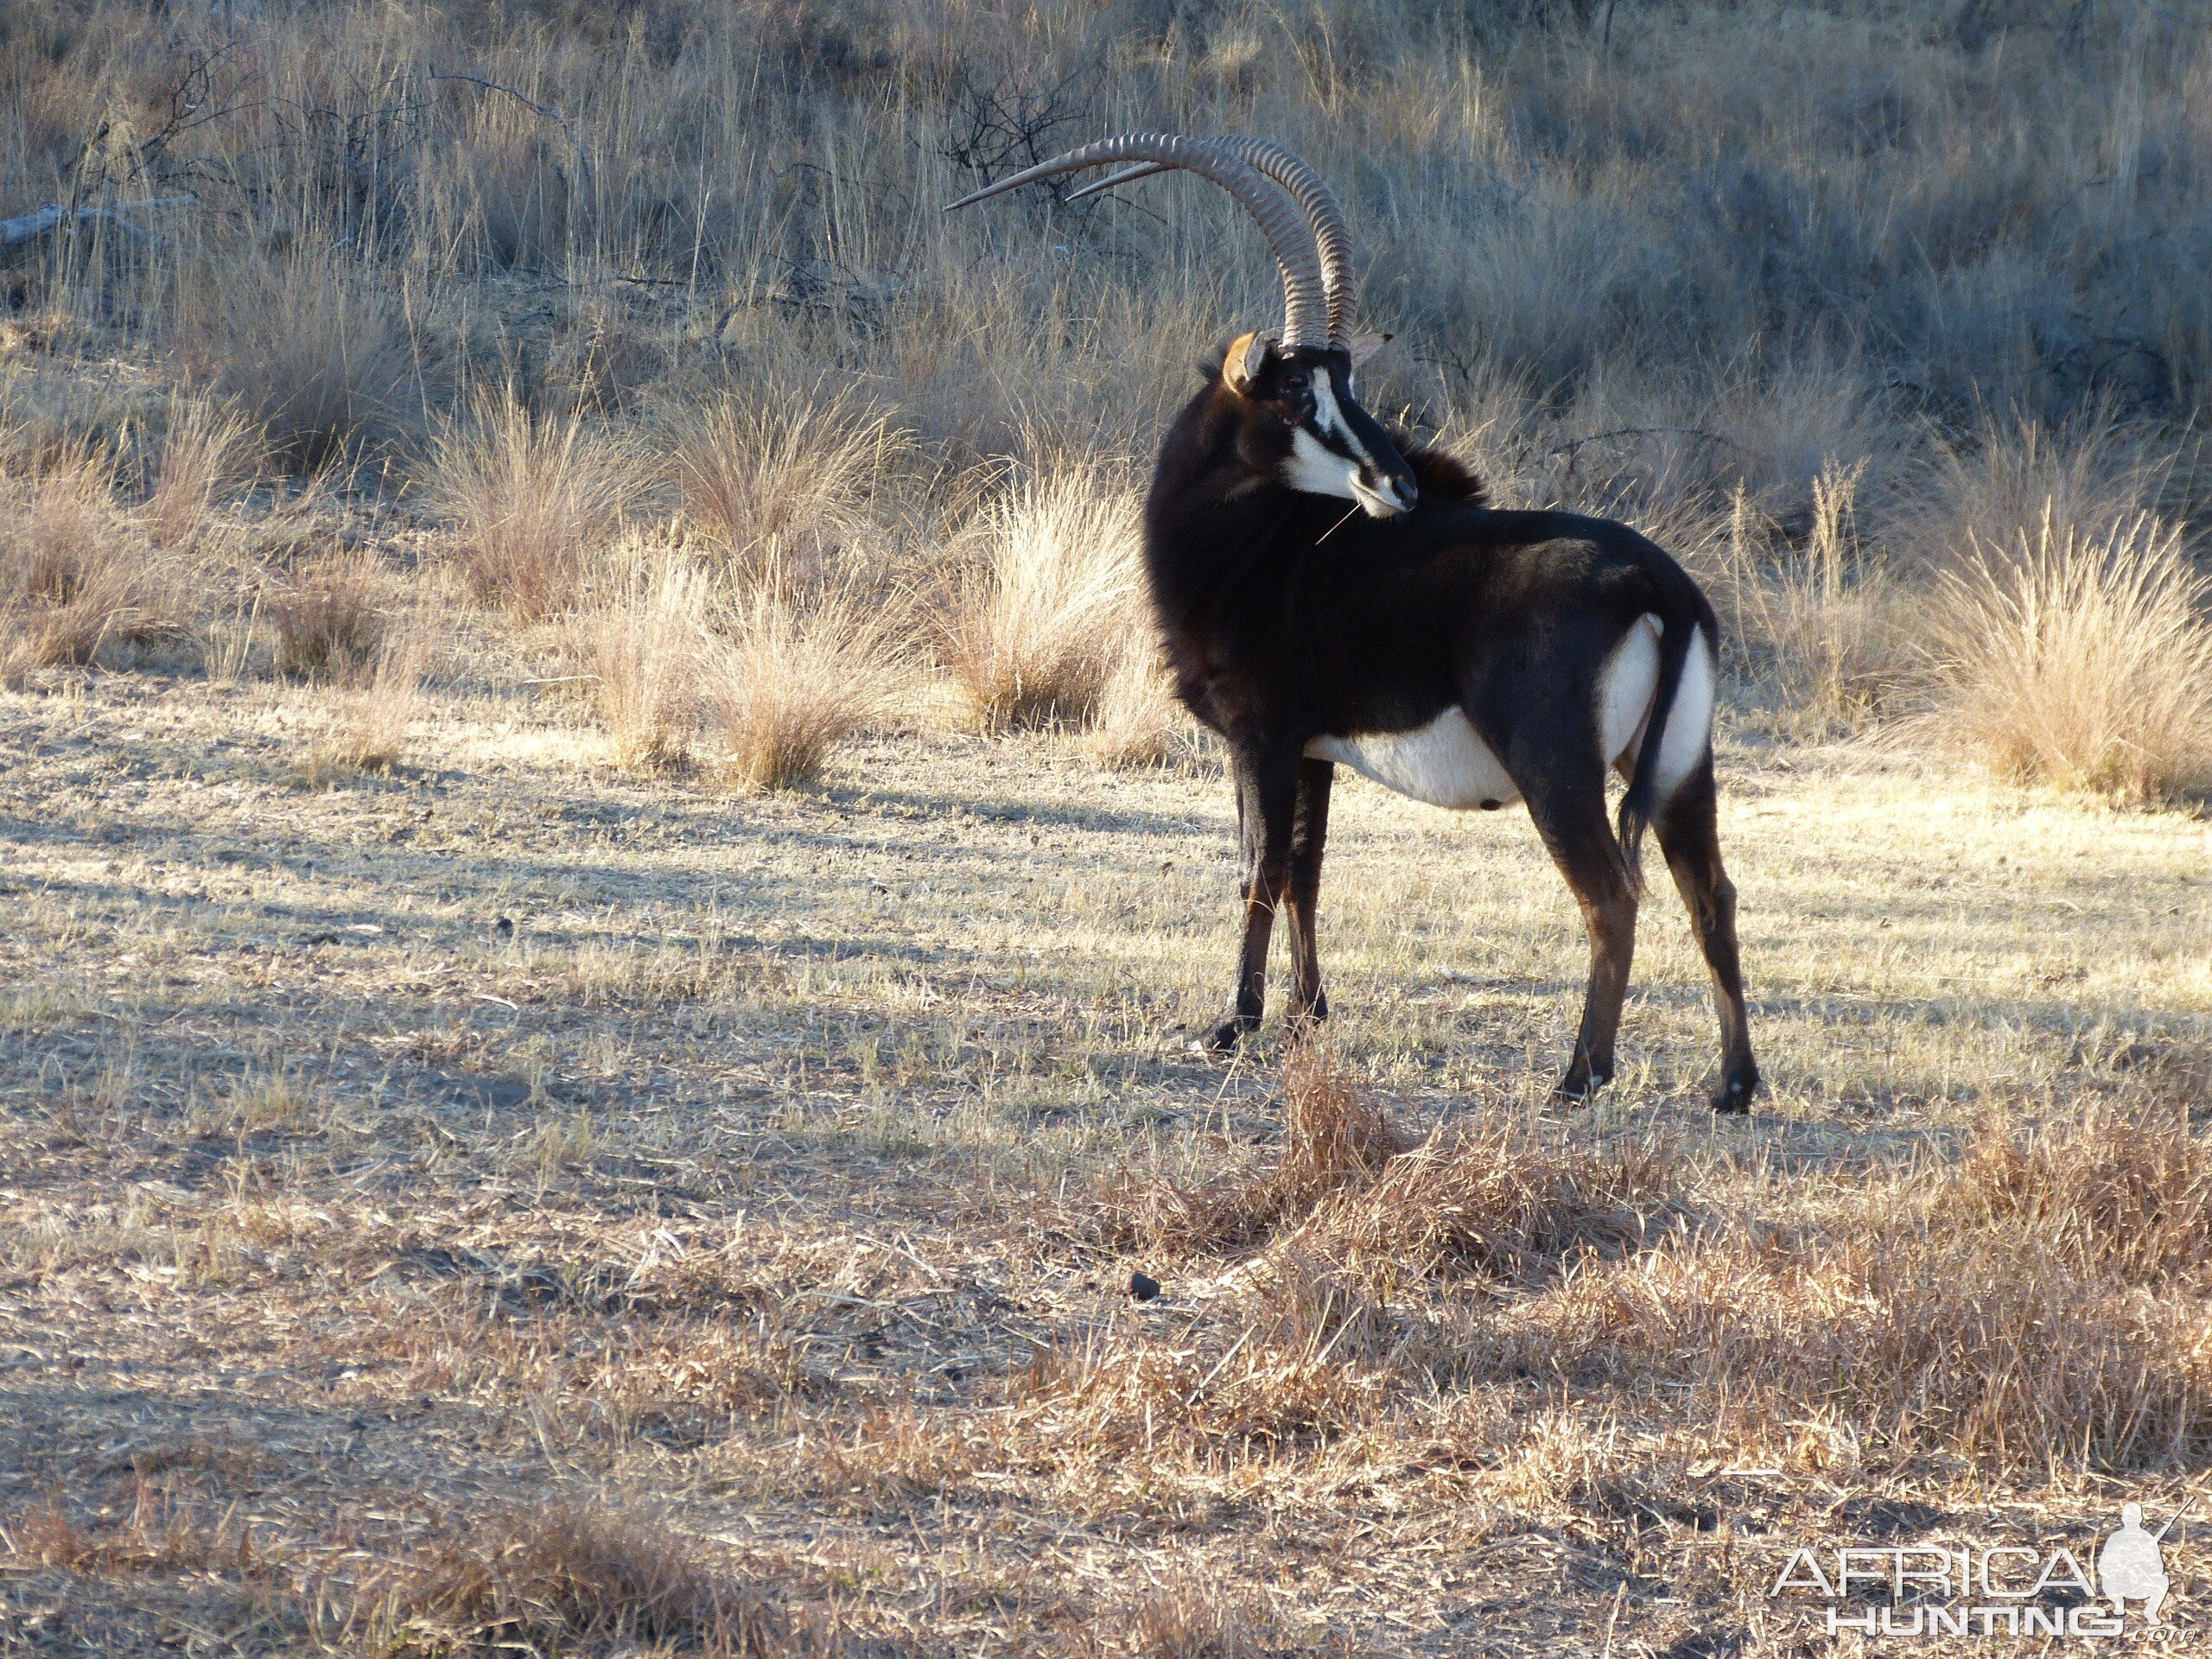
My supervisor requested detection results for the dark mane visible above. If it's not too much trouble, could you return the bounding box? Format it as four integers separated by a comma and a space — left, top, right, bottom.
1391, 435, 1489, 508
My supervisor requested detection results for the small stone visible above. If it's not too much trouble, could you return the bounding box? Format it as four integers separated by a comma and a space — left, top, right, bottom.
1128, 1270, 1160, 1302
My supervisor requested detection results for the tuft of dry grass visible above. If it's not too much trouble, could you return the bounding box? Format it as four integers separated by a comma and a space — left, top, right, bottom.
666, 392, 906, 573
427, 392, 632, 620
587, 556, 708, 772
700, 577, 909, 792
175, 251, 419, 473
268, 551, 391, 682
302, 635, 428, 784
1715, 464, 1903, 731
1103, 1049, 1676, 1289
0, 456, 175, 675
1923, 509, 2212, 801
1017, 1258, 1395, 1458
380, 1503, 786, 1657
1085, 633, 1190, 769
1114, 1586, 1270, 1659
143, 396, 260, 549
947, 466, 1144, 731
1541, 1216, 2212, 1471
1936, 1105, 2212, 1284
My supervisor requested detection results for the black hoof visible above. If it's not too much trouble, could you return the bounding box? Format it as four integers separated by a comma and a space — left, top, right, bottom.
1195, 1017, 1255, 1056
1552, 1070, 1611, 1106
1710, 1073, 1758, 1115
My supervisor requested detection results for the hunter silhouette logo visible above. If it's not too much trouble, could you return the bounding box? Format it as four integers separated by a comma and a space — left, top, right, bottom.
1771, 1498, 2195, 1637
2101, 1501, 2188, 1627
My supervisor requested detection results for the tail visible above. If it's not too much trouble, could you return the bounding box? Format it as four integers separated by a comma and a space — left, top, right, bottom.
1614, 589, 1707, 893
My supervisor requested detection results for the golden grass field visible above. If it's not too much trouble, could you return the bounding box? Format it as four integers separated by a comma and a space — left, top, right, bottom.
4, 0, 2212, 1652
3, 668, 2209, 1653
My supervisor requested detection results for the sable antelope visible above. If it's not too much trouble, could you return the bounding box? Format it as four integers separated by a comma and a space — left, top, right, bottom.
947, 135, 1758, 1111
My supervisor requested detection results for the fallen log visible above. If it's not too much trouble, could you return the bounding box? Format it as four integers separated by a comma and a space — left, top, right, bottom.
0, 195, 196, 251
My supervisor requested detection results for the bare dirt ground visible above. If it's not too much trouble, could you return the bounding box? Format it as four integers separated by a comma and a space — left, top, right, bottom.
3, 671, 2210, 1656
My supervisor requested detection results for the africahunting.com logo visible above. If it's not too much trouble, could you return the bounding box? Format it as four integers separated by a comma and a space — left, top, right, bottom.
1770, 1502, 2192, 1638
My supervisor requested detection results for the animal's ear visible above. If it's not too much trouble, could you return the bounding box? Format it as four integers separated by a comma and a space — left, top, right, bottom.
1222, 331, 1274, 396
1347, 332, 1392, 371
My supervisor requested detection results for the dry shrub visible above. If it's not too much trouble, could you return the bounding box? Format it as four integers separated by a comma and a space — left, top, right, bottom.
667, 392, 906, 569
587, 556, 707, 771
383, 1502, 785, 1657
1541, 1224, 2212, 1470
948, 465, 1143, 730
428, 392, 632, 620
269, 551, 391, 680
144, 396, 260, 547
0, 458, 175, 674
1017, 1256, 1394, 1457
1103, 1049, 1676, 1288
305, 638, 428, 782
1719, 464, 1903, 728
178, 251, 417, 472
1936, 1107, 2212, 1284
1085, 633, 1189, 769
1923, 510, 2212, 801
1113, 1585, 1271, 1659
701, 578, 908, 791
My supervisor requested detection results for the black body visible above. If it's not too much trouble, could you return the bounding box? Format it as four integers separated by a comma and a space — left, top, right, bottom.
1151, 341, 1759, 1111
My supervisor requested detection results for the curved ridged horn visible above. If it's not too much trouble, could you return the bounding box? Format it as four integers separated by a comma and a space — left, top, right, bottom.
1066, 140, 1357, 348
943, 131, 1328, 349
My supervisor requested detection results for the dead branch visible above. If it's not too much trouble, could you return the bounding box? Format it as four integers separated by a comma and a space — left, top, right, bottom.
0, 195, 196, 251
427, 71, 590, 184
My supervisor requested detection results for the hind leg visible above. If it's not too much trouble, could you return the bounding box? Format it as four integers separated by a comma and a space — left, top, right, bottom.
1521, 771, 1639, 1103
1652, 754, 1758, 1112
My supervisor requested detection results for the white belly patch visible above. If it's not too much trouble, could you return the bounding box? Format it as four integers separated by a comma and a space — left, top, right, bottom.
1305, 708, 1520, 810
1305, 614, 1715, 812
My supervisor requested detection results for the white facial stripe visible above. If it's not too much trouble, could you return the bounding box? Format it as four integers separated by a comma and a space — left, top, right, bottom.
1282, 372, 1374, 501
1309, 375, 1372, 467
1285, 428, 1357, 499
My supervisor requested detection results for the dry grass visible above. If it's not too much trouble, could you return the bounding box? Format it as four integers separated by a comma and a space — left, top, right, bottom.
0, 455, 176, 675
143, 395, 260, 549
268, 551, 391, 682
1111, 1587, 1272, 1659
701, 576, 910, 791
378, 1503, 787, 1657
3, 671, 2211, 1651
302, 634, 428, 782
1923, 510, 2212, 801
1721, 462, 1905, 731
174, 249, 420, 472
666, 392, 907, 574
1103, 1048, 1677, 1288
427, 391, 632, 620
948, 465, 1145, 730
1085, 635, 1189, 769
10, 2, 2212, 1649
1937, 1104, 2212, 1283
1535, 1171, 2212, 1469
587, 555, 709, 772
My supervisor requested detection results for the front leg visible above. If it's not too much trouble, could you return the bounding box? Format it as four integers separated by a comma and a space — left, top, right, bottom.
1201, 744, 1302, 1053
1285, 757, 1333, 1033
